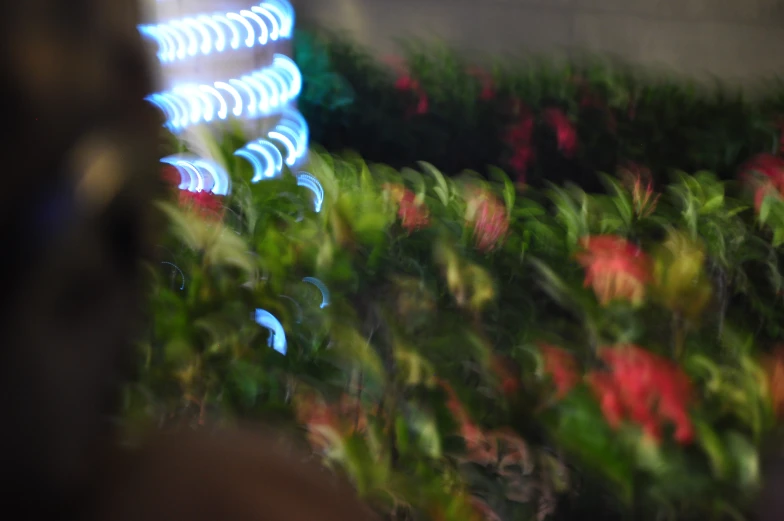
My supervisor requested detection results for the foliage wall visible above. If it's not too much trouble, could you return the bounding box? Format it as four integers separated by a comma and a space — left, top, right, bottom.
294, 29, 784, 193
125, 116, 784, 519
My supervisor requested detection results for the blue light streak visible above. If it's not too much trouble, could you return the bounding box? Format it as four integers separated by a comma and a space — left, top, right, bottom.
139, 1, 295, 63
161, 155, 231, 195
295, 172, 323, 212
254, 308, 287, 355
302, 277, 330, 308
234, 108, 308, 182
146, 55, 302, 132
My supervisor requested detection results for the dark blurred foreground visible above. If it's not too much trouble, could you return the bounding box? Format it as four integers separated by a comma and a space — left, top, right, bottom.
0, 1, 373, 520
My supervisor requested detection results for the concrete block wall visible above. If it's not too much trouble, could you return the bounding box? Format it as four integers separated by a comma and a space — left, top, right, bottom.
292, 0, 784, 85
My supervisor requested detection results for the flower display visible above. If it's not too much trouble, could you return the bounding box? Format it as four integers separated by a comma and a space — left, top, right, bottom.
576, 235, 652, 306
144, 115, 783, 520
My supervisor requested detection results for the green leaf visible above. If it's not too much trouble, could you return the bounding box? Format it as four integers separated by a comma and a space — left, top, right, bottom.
419, 162, 451, 203
725, 431, 760, 489
488, 166, 515, 216
395, 416, 411, 455
694, 418, 729, 479
410, 407, 442, 459
700, 194, 725, 214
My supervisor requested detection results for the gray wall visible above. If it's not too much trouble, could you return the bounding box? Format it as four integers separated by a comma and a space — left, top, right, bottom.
294, 0, 784, 84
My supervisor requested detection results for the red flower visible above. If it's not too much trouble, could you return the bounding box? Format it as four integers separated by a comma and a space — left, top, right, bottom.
384, 183, 430, 231
741, 153, 784, 188
466, 66, 495, 101
465, 189, 510, 252
178, 190, 225, 221
576, 235, 652, 306
440, 380, 486, 451
540, 344, 580, 398
587, 373, 624, 428
741, 154, 784, 214
588, 345, 693, 445
491, 355, 520, 396
394, 75, 429, 116
542, 107, 577, 157
398, 190, 430, 231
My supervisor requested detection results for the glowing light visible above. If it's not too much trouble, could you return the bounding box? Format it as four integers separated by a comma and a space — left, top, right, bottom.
235, 139, 283, 182
161, 261, 185, 290
147, 1, 309, 202
161, 155, 231, 195
270, 109, 308, 166
296, 172, 323, 212
138, 1, 294, 63
303, 277, 330, 308
254, 308, 287, 355
148, 55, 301, 131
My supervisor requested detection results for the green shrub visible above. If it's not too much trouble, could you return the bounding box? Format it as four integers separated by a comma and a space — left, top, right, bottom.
124, 121, 784, 519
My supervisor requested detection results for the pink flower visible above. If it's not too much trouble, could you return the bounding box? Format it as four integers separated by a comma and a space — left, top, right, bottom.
394, 75, 429, 116
178, 190, 225, 221
465, 189, 510, 252
542, 107, 577, 157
